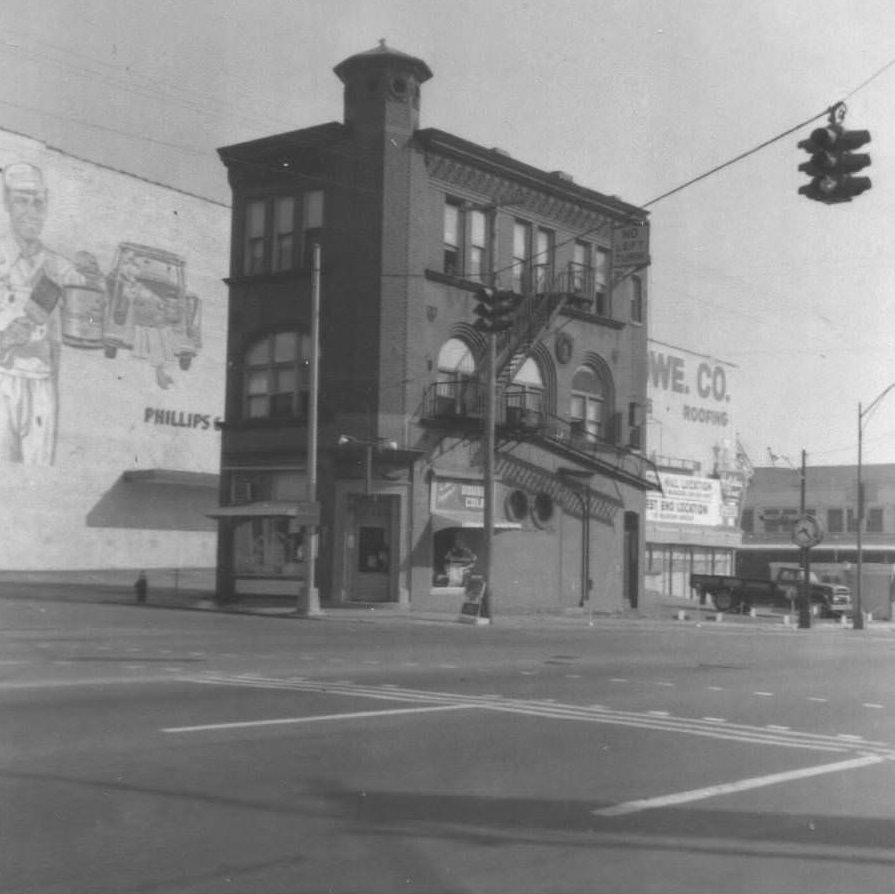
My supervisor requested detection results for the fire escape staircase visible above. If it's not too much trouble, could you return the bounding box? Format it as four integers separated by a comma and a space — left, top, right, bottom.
491, 268, 660, 492
419, 267, 660, 492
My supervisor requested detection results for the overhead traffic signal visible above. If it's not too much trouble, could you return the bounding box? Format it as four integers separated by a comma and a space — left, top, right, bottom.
473, 287, 521, 333
797, 102, 872, 204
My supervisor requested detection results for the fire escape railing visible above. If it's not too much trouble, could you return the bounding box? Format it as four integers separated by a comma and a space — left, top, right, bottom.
491, 264, 595, 387
419, 261, 659, 490
420, 382, 660, 491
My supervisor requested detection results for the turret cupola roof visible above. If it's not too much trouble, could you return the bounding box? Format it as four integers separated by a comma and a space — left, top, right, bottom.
334, 39, 432, 84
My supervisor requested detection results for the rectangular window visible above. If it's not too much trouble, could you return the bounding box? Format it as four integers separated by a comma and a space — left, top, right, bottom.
761, 508, 799, 534
534, 227, 554, 292
272, 196, 295, 273
867, 507, 884, 533
468, 209, 487, 282
512, 220, 531, 293
302, 189, 324, 267
594, 247, 610, 316
243, 192, 322, 275
827, 508, 844, 533
244, 199, 267, 275
630, 274, 643, 323
741, 509, 754, 533
570, 241, 590, 296
443, 201, 461, 276
847, 508, 859, 533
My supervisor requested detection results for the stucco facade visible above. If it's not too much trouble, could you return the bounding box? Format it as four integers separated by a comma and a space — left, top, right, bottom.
0, 129, 228, 574
215, 43, 658, 613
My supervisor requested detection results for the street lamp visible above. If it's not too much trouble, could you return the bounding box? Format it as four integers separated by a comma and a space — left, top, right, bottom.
855, 383, 895, 630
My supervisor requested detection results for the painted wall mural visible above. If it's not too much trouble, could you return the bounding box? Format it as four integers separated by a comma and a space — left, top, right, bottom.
0, 161, 204, 465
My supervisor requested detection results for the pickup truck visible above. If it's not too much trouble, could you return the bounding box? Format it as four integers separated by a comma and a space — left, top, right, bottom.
690, 565, 852, 617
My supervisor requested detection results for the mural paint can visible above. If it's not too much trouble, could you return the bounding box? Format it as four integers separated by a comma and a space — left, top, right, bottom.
62, 283, 107, 348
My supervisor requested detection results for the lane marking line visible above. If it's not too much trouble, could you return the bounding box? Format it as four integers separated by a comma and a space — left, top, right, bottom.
863, 703, 884, 709
188, 674, 895, 756
162, 702, 477, 734
754, 691, 775, 697
593, 754, 885, 817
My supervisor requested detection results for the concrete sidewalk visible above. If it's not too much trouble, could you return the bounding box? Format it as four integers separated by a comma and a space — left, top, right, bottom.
1, 575, 888, 631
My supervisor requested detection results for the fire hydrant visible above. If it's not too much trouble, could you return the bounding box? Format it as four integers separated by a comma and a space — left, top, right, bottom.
134, 571, 148, 605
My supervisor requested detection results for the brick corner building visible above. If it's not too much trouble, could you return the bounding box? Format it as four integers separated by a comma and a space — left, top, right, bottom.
214, 42, 657, 614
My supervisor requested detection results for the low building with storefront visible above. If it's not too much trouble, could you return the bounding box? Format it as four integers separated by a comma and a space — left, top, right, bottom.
0, 128, 227, 582
739, 463, 895, 619
214, 42, 659, 613
644, 340, 750, 599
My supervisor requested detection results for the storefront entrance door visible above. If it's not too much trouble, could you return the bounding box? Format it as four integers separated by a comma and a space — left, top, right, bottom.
347, 497, 396, 602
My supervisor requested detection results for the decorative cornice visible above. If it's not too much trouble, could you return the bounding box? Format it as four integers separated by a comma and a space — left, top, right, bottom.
424, 154, 613, 238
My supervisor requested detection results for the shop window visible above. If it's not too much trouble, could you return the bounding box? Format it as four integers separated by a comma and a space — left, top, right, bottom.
233, 516, 302, 576
432, 528, 481, 587
244, 331, 311, 419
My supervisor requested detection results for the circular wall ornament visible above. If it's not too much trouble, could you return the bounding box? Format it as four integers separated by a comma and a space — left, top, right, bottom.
555, 332, 573, 365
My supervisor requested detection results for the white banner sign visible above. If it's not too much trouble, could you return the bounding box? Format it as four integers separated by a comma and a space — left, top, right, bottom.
646, 474, 724, 526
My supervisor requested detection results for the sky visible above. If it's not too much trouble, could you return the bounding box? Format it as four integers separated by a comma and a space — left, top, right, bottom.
2, 0, 895, 467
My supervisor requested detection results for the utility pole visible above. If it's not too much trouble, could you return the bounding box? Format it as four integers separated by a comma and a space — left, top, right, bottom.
482, 331, 496, 620
798, 449, 811, 628
855, 401, 864, 629
299, 242, 322, 617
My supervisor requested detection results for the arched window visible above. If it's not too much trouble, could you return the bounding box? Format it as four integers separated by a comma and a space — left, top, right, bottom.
244, 332, 310, 419
570, 364, 607, 442
437, 338, 475, 379
435, 338, 477, 416
510, 356, 544, 413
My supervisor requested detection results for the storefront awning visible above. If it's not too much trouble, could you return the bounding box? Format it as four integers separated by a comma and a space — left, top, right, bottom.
206, 501, 304, 519
431, 510, 521, 531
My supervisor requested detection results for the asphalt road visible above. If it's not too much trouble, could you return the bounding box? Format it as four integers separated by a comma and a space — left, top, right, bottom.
2, 598, 895, 893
